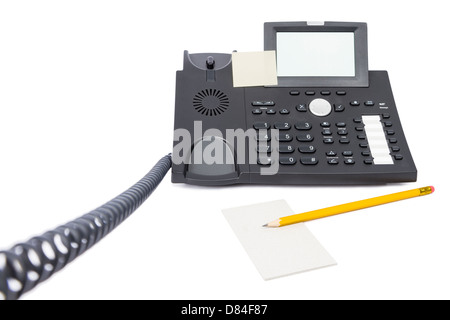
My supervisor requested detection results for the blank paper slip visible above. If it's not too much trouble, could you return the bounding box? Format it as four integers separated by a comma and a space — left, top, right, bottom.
222, 200, 336, 280
231, 51, 278, 87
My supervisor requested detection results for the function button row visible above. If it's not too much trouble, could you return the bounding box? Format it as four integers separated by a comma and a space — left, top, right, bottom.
350, 100, 376, 107
327, 158, 356, 165
321, 128, 348, 136
327, 151, 353, 157
292, 100, 383, 115
252, 108, 290, 115
322, 138, 350, 144
321, 122, 347, 128
289, 90, 347, 96
295, 99, 351, 117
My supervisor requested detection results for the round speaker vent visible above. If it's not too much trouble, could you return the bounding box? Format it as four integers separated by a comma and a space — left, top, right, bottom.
193, 89, 229, 116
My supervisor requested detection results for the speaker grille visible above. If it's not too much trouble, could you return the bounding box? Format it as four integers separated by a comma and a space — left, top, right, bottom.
193, 89, 229, 116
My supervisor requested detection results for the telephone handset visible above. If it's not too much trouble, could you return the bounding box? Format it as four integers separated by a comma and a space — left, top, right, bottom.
171, 21, 417, 185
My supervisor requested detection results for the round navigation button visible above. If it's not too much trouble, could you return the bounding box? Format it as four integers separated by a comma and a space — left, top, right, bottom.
309, 98, 332, 117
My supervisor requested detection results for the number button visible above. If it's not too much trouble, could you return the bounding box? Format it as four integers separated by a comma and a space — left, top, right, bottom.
300, 157, 318, 165
253, 122, 270, 130
295, 121, 312, 130
299, 145, 316, 153
277, 133, 293, 142
257, 157, 272, 166
278, 145, 295, 154
297, 133, 314, 142
257, 145, 272, 153
280, 156, 297, 165
274, 122, 291, 130
256, 131, 271, 141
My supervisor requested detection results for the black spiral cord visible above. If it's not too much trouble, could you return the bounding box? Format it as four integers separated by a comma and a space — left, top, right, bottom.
0, 154, 172, 300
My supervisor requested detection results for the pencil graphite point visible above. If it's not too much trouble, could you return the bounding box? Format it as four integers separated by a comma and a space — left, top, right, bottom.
262, 219, 281, 228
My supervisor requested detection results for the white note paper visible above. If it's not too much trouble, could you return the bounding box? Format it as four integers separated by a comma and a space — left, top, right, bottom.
231, 51, 278, 87
222, 200, 336, 280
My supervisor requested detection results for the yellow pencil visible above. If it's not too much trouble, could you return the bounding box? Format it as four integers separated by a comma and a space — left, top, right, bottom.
263, 186, 435, 228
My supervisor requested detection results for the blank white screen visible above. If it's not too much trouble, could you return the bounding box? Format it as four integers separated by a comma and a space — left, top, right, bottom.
276, 32, 355, 77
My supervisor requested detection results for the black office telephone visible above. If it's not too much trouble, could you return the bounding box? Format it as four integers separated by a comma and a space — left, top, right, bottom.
172, 21, 417, 185
0, 21, 417, 300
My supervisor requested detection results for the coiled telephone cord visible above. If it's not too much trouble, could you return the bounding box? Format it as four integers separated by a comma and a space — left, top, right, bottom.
0, 154, 172, 300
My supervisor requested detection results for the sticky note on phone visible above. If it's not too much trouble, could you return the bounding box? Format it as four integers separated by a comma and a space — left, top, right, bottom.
231, 51, 278, 87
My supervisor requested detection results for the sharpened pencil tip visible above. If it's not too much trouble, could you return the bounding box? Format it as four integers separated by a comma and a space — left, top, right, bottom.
262, 224, 268, 227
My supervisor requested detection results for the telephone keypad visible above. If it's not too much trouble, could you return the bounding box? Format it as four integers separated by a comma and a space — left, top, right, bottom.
248, 84, 411, 171
251, 93, 375, 167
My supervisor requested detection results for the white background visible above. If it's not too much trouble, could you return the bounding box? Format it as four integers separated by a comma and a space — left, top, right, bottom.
0, 0, 449, 300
